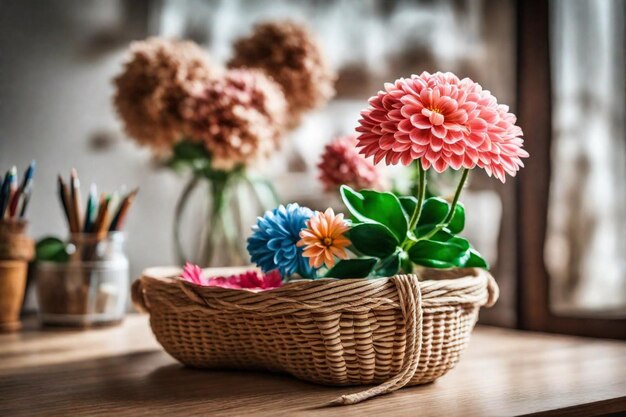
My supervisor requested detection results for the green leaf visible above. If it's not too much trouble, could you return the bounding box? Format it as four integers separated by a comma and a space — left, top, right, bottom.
349, 223, 399, 258
375, 252, 401, 277
415, 197, 465, 235
412, 258, 456, 268
35, 236, 68, 263
399, 196, 417, 221
463, 248, 489, 269
408, 238, 469, 268
340, 185, 408, 242
325, 258, 377, 279
429, 230, 471, 251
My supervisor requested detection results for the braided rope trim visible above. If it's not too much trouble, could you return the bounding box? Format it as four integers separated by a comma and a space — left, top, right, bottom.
328, 274, 423, 405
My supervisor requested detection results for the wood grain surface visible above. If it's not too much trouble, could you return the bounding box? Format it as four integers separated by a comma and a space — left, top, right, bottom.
0, 315, 624, 416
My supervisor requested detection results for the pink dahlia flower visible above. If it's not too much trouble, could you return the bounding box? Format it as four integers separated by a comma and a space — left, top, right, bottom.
356, 71, 528, 182
180, 262, 282, 291
318, 134, 386, 191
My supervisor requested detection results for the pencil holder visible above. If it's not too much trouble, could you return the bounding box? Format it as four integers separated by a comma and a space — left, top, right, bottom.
35, 232, 129, 327
0, 220, 34, 332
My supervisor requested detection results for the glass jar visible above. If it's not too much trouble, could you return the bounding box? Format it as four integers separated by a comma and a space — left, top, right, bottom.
35, 232, 129, 327
174, 174, 277, 267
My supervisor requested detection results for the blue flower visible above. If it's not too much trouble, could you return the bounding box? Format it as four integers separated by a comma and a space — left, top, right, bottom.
247, 203, 316, 278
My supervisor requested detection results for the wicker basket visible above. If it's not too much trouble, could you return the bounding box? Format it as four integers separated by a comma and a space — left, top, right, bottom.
132, 266, 498, 405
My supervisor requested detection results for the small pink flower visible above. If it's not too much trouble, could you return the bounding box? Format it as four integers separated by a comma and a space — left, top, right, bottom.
318, 134, 386, 192
181, 262, 204, 285
180, 263, 283, 291
356, 71, 528, 182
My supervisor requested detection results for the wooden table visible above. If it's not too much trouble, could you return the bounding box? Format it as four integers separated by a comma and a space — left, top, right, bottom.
0, 315, 624, 416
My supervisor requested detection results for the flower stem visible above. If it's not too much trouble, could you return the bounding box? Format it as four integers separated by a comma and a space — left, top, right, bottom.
407, 162, 426, 233
202, 174, 229, 265
420, 168, 469, 241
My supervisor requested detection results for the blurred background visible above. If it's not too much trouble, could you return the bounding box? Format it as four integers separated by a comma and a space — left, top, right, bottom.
0, 0, 624, 336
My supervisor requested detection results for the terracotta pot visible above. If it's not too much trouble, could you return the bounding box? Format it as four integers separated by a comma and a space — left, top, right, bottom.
0, 260, 28, 332
0, 220, 34, 332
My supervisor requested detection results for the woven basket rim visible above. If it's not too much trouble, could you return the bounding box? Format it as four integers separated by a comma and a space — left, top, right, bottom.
138, 265, 495, 302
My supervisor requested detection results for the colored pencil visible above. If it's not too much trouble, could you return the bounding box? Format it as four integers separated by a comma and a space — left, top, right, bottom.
94, 194, 112, 239
4, 167, 17, 219
83, 183, 98, 233
17, 161, 36, 218
0, 170, 10, 218
19, 189, 32, 219
8, 161, 35, 219
57, 175, 72, 229
70, 168, 82, 233
109, 188, 139, 231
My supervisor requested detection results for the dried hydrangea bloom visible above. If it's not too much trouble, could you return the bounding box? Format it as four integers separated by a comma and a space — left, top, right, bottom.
228, 20, 336, 127
180, 69, 286, 170
318, 134, 386, 192
113, 37, 214, 152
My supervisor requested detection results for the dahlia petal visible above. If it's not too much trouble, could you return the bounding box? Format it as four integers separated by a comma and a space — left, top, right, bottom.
409, 128, 430, 145
438, 96, 458, 113
433, 157, 448, 173
429, 111, 445, 126
400, 151, 414, 166
392, 141, 411, 152
400, 94, 422, 108
398, 118, 414, 133
448, 153, 464, 170
431, 124, 447, 139
410, 113, 432, 129
430, 137, 444, 152
379, 134, 396, 150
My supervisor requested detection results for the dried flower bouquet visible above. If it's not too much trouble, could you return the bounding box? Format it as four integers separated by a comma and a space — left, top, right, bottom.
112, 22, 336, 266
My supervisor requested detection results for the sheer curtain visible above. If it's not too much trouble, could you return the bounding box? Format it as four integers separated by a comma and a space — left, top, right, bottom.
547, 0, 626, 313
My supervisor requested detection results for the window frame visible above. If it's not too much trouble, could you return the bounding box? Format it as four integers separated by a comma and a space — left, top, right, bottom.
515, 0, 626, 340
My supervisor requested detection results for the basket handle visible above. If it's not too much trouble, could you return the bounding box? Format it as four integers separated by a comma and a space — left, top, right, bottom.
131, 278, 150, 313
482, 270, 499, 308
328, 274, 423, 406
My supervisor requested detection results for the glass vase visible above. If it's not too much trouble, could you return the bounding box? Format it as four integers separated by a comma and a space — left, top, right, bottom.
173, 173, 277, 267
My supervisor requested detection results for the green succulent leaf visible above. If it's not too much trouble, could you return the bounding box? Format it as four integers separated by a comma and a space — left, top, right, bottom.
325, 258, 378, 279
408, 238, 469, 268
428, 230, 471, 251
349, 223, 399, 258
412, 258, 456, 268
375, 251, 401, 277
35, 236, 69, 263
415, 197, 465, 235
463, 248, 489, 268
399, 196, 417, 221
340, 185, 408, 242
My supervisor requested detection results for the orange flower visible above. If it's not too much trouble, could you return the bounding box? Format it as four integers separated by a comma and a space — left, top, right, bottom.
297, 208, 351, 269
